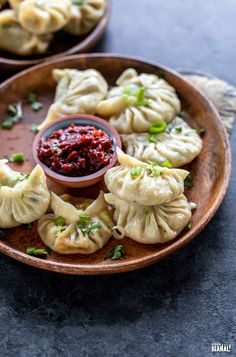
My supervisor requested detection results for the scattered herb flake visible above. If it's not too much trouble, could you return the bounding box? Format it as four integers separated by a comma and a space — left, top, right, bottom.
1, 117, 14, 130
54, 216, 66, 227
196, 127, 205, 135
1, 23, 12, 29
185, 222, 192, 230
72, 0, 84, 5
148, 134, 158, 144
162, 160, 172, 168
175, 127, 182, 133
28, 92, 37, 104
26, 247, 49, 257
149, 120, 167, 134
179, 111, 187, 118
1, 102, 23, 130
0, 229, 7, 239
77, 214, 91, 225
130, 166, 143, 178
11, 152, 25, 163
184, 174, 193, 188
31, 101, 43, 111
105, 244, 126, 260
16, 173, 30, 181
30, 124, 39, 134
22, 223, 33, 229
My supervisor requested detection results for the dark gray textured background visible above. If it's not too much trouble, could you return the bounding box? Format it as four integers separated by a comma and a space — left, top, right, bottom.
0, 1, 236, 356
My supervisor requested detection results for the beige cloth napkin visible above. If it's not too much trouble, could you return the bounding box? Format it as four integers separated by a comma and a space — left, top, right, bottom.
179, 70, 236, 135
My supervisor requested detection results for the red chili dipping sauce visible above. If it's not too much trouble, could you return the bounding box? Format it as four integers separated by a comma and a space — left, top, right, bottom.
37, 124, 114, 177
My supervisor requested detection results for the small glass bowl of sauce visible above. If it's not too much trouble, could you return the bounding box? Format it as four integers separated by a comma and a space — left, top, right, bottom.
32, 115, 122, 187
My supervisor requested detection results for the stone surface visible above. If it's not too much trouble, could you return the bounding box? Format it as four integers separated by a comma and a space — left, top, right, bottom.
0, 1, 235, 356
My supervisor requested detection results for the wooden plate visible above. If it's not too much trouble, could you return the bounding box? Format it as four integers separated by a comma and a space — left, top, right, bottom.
0, 54, 231, 275
0, 1, 110, 71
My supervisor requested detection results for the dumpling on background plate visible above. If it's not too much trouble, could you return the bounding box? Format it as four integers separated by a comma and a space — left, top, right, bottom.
104, 149, 189, 206
38, 68, 108, 129
38, 191, 114, 254
64, 0, 106, 36
96, 68, 181, 133
17, 0, 72, 35
0, 160, 50, 228
0, 10, 53, 55
121, 117, 203, 167
105, 193, 192, 244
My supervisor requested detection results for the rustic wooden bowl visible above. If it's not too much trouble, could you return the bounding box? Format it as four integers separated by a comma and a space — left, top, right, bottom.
0, 1, 110, 71
0, 54, 231, 275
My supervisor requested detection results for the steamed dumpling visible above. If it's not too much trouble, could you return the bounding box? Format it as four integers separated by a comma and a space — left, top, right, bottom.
0, 10, 52, 56
96, 68, 181, 133
104, 149, 189, 206
64, 0, 105, 36
18, 0, 72, 35
38, 191, 114, 254
39, 68, 108, 130
0, 161, 50, 228
122, 117, 203, 167
105, 193, 192, 244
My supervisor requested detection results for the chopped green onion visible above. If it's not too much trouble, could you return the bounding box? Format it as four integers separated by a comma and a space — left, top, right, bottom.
144, 207, 150, 215
162, 160, 172, 168
28, 92, 37, 104
196, 127, 205, 135
184, 174, 193, 188
90, 222, 102, 230
16, 173, 30, 181
148, 161, 159, 177
28, 92, 43, 111
123, 87, 132, 95
30, 125, 39, 134
54, 216, 66, 227
179, 111, 187, 118
148, 134, 158, 144
77, 220, 102, 235
130, 166, 143, 178
105, 244, 126, 260
26, 247, 49, 257
22, 223, 33, 229
1, 23, 12, 29
72, 0, 84, 5
158, 72, 165, 79
77, 214, 91, 225
135, 87, 149, 107
1, 102, 23, 130
0, 229, 7, 239
185, 222, 192, 230
149, 120, 167, 134
31, 101, 43, 111
1, 117, 14, 129
11, 152, 25, 163
175, 127, 182, 133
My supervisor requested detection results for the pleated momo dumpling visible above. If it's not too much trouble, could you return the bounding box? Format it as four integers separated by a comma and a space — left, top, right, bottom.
0, 10, 52, 56
96, 68, 181, 133
105, 193, 192, 244
18, 0, 72, 35
38, 191, 114, 254
122, 117, 203, 167
64, 0, 105, 36
105, 149, 189, 206
38, 68, 108, 130
0, 161, 50, 228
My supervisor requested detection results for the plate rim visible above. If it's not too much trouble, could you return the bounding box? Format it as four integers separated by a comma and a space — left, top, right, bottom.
0, 0, 111, 69
0, 53, 232, 275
